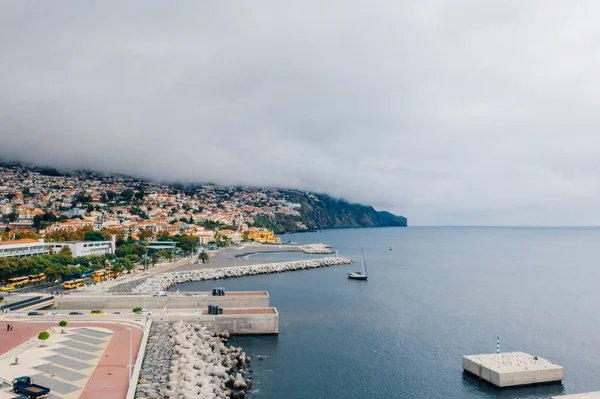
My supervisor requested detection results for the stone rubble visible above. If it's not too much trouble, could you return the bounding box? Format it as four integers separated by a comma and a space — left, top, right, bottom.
299, 243, 334, 254
167, 321, 251, 399
108, 276, 149, 293
131, 257, 353, 293
136, 323, 174, 399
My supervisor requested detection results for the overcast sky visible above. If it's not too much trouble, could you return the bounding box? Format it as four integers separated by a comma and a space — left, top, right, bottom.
2, 1, 600, 225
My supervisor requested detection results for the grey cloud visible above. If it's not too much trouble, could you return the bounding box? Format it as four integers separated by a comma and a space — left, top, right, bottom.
1, 1, 600, 225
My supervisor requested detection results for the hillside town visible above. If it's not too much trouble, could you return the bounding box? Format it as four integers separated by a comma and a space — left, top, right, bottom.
0, 164, 309, 245
0, 164, 313, 283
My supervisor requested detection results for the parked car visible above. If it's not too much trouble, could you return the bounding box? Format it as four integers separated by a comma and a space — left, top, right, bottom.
46, 312, 60, 316
153, 291, 167, 297
89, 310, 106, 316
27, 311, 42, 316
113, 311, 123, 315
68, 312, 84, 315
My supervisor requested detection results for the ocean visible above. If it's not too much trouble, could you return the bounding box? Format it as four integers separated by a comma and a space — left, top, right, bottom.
170, 227, 600, 398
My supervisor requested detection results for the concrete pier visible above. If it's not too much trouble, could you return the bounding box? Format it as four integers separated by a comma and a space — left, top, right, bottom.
53, 291, 269, 310
462, 352, 563, 387
553, 394, 600, 398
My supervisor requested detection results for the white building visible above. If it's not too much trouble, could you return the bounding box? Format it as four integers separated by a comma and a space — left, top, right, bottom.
49, 235, 116, 258
0, 238, 50, 258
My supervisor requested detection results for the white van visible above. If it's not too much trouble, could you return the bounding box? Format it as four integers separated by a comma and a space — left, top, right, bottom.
153, 291, 167, 297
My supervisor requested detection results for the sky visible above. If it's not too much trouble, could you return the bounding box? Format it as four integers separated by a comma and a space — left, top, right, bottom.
1, 1, 600, 226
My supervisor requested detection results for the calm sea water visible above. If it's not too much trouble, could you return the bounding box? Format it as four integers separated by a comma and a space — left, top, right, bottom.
171, 227, 600, 398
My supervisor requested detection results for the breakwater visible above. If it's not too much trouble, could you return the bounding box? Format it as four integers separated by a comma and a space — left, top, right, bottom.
299, 243, 334, 254
108, 276, 149, 293
130, 257, 353, 293
136, 321, 251, 399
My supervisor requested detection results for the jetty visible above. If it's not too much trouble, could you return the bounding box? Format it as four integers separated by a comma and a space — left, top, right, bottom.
553, 393, 600, 398
462, 352, 563, 387
128, 256, 353, 293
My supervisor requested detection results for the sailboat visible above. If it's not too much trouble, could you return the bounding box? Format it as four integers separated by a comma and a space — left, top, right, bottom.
348, 248, 368, 280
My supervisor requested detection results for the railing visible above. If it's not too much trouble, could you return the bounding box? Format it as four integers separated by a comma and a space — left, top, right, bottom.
5, 296, 42, 310
9, 295, 54, 311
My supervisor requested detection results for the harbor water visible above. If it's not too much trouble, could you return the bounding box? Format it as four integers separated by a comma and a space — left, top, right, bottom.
172, 227, 600, 398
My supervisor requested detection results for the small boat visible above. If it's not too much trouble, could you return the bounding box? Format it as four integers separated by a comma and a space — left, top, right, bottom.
348, 248, 368, 280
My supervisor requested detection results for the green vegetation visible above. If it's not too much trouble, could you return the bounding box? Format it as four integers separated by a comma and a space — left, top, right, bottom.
281, 190, 407, 232
250, 214, 301, 234
133, 307, 142, 313
59, 320, 67, 327
38, 331, 50, 342
157, 233, 199, 253
199, 251, 209, 263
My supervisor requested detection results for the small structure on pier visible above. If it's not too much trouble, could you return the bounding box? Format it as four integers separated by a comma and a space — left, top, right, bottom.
462, 351, 563, 387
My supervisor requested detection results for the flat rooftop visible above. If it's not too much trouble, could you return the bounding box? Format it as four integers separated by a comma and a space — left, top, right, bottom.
201, 308, 277, 315
464, 352, 562, 373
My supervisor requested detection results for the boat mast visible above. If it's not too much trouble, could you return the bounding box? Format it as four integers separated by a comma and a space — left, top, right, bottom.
361, 247, 368, 275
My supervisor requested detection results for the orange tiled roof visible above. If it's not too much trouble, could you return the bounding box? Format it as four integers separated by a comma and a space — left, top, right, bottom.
0, 239, 40, 245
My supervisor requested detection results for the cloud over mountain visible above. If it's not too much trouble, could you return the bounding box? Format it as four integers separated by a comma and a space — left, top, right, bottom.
2, 1, 600, 225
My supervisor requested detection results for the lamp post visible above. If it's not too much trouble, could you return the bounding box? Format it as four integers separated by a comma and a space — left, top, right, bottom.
126, 327, 132, 384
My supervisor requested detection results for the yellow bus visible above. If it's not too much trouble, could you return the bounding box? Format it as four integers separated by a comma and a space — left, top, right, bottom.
63, 278, 85, 290
8, 276, 30, 288
1, 276, 30, 292
107, 270, 121, 279
92, 269, 107, 282
28, 273, 47, 284
1, 284, 15, 292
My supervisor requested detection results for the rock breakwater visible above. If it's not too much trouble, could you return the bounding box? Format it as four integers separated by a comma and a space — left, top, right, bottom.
167, 320, 251, 399
300, 243, 334, 254
131, 257, 353, 293
136, 321, 251, 399
108, 276, 149, 293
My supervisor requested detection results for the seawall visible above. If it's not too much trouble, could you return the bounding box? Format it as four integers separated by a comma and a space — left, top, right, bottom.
129, 256, 353, 293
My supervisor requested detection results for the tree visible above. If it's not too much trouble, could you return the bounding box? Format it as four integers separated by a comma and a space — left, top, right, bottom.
242, 231, 249, 241
199, 251, 209, 263
38, 331, 50, 346
59, 320, 67, 334
14, 231, 40, 240
138, 229, 154, 242
84, 230, 105, 241
59, 246, 73, 258
122, 258, 134, 273
125, 254, 140, 264
44, 264, 66, 280
120, 189, 135, 201
132, 307, 142, 313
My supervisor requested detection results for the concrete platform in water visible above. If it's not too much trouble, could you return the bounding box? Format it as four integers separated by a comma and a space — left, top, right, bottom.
553, 393, 600, 398
462, 351, 563, 387
53, 290, 270, 310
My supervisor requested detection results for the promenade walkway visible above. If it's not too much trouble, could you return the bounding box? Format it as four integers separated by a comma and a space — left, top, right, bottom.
0, 321, 143, 399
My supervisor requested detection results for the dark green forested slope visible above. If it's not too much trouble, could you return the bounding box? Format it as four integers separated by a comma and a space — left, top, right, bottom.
252, 191, 407, 233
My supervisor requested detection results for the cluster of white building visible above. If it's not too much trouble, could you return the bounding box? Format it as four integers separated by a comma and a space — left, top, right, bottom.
0, 236, 116, 259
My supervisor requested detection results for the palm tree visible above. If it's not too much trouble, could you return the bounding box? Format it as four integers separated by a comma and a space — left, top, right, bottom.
199, 251, 209, 263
